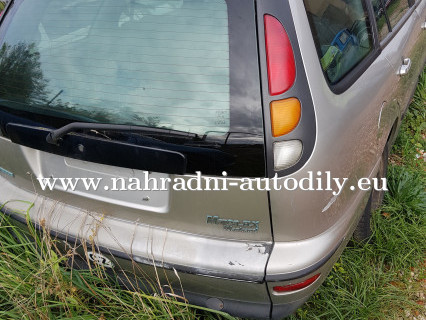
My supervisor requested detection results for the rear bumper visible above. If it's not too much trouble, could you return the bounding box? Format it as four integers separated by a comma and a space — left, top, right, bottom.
1, 205, 351, 319
2, 208, 273, 319
3, 207, 349, 319
0, 175, 271, 282
0, 173, 357, 319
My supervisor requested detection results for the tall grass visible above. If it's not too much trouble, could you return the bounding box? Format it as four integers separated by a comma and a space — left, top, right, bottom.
0, 210, 231, 320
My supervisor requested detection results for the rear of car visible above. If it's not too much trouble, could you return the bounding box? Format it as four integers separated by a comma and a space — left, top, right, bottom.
0, 0, 273, 317
0, 0, 424, 318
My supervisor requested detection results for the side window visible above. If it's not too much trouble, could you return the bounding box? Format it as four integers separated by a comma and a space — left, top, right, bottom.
371, 0, 413, 42
385, 0, 410, 29
371, 0, 391, 41
303, 0, 374, 84
0, 1, 8, 15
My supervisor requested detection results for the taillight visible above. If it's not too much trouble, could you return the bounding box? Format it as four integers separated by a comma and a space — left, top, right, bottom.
264, 15, 296, 96
270, 98, 301, 137
273, 274, 320, 294
265, 15, 301, 171
273, 140, 303, 171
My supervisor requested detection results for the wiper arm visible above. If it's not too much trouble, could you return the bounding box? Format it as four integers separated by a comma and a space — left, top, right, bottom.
46, 90, 64, 106
46, 122, 198, 145
7, 122, 188, 174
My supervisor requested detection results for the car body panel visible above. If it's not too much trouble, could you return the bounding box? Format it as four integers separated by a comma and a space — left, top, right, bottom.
0, 163, 272, 282
0, 137, 273, 241
267, 0, 395, 243
381, 0, 425, 116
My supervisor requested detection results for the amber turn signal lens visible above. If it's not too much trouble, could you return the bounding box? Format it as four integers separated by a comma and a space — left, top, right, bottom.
270, 98, 301, 137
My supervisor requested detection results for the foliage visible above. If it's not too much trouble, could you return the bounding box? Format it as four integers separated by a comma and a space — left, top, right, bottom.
0, 42, 49, 104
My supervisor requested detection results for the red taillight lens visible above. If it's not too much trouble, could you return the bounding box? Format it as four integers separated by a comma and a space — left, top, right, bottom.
264, 15, 296, 96
273, 274, 320, 293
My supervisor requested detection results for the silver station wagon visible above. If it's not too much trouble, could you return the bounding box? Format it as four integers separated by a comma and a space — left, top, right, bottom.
0, 0, 424, 318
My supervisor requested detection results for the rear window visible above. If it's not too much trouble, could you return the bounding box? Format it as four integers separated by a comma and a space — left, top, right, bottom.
0, 0, 265, 177
303, 0, 374, 84
0, 0, 230, 135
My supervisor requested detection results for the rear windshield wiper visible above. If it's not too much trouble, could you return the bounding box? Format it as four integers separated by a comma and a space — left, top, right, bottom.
7, 122, 190, 174
46, 122, 199, 145
0, 99, 96, 123
6, 122, 235, 175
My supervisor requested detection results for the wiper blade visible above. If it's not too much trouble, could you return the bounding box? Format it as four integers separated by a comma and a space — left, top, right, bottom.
46, 122, 198, 145
0, 99, 96, 122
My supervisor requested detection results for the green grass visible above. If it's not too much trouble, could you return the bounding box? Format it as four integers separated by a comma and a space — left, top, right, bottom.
0, 212, 232, 320
0, 70, 424, 319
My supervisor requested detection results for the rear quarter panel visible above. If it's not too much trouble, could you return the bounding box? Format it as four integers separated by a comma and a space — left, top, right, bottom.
268, 0, 395, 242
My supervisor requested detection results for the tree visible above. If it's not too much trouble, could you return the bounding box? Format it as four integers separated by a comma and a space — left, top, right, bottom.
0, 42, 48, 104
